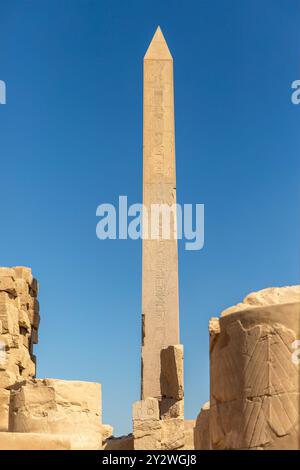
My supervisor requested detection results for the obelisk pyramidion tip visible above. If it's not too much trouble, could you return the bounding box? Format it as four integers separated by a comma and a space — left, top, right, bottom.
144, 26, 173, 60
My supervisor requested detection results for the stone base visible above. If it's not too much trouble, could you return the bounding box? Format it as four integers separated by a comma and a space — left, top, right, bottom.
132, 398, 188, 450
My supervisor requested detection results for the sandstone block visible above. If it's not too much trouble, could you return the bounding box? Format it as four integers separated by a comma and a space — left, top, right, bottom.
19, 309, 31, 332
159, 398, 184, 420
133, 421, 161, 450
0, 370, 18, 388
0, 267, 39, 388
0, 277, 17, 297
133, 397, 160, 421
9, 379, 102, 441
0, 303, 19, 335
13, 267, 33, 285
101, 424, 113, 443
161, 418, 185, 450
133, 398, 161, 450
0, 268, 15, 278
160, 344, 184, 400
0, 333, 18, 350
0, 292, 16, 305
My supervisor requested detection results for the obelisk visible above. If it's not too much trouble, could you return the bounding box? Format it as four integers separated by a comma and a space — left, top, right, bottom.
141, 27, 180, 400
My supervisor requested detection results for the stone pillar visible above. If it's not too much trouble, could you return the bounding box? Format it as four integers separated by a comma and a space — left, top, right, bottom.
134, 28, 186, 449
142, 26, 180, 400
210, 286, 300, 450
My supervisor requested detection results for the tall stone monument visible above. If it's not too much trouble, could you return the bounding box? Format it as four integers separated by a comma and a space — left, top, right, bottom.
133, 27, 185, 450
141, 26, 180, 401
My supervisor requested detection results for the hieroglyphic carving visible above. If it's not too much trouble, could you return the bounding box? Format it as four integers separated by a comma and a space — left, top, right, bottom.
210, 300, 300, 449
132, 398, 161, 450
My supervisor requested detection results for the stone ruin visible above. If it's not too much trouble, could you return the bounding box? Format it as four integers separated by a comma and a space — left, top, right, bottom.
0, 266, 298, 450
0, 28, 299, 451
0, 266, 110, 450
198, 286, 300, 450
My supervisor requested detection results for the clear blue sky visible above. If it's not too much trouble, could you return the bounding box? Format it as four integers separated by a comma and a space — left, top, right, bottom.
0, 0, 299, 435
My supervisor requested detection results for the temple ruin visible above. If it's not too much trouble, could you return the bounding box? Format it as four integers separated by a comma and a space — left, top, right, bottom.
0, 27, 299, 450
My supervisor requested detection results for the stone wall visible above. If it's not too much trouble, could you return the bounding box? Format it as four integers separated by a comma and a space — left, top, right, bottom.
0, 267, 39, 389
0, 267, 39, 431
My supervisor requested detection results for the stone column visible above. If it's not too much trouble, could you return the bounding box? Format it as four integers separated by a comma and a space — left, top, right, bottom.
210, 286, 300, 450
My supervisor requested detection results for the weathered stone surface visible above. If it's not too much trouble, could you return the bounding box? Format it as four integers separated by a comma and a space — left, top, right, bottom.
0, 432, 72, 450
0, 268, 15, 278
141, 27, 180, 400
0, 430, 101, 450
161, 418, 185, 450
13, 267, 33, 286
183, 419, 195, 450
210, 287, 300, 450
0, 371, 17, 389
133, 398, 161, 450
194, 401, 210, 450
160, 344, 184, 400
0, 388, 10, 431
68, 432, 102, 450
2, 431, 100, 451
221, 285, 300, 317
159, 398, 184, 420
101, 424, 113, 443
133, 397, 160, 421
133, 397, 187, 450
0, 277, 17, 297
0, 267, 39, 389
105, 434, 134, 450
10, 379, 102, 436
209, 317, 220, 353
0, 303, 19, 335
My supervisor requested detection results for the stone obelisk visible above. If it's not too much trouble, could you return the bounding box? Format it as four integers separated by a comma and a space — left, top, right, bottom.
141, 27, 180, 400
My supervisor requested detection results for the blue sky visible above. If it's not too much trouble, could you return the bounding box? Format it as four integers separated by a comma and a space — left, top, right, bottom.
0, 0, 299, 435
